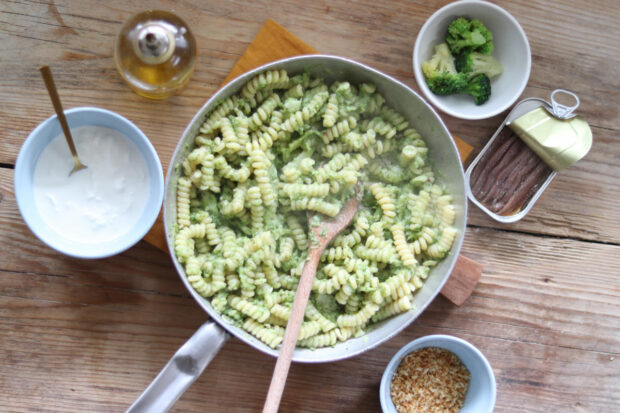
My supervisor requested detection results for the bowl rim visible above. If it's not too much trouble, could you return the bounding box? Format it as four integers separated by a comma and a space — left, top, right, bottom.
412, 0, 532, 120
14, 106, 164, 259
380, 334, 496, 412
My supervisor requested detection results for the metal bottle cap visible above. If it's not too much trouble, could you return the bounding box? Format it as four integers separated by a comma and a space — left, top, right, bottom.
507, 90, 592, 171
133, 23, 176, 65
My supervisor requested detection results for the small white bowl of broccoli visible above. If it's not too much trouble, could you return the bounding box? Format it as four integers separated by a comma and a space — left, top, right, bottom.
413, 0, 531, 120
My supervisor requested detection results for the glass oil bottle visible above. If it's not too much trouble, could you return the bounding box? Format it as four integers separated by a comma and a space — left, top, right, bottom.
114, 10, 197, 99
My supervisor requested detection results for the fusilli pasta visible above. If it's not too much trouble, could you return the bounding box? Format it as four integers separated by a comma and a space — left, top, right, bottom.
174, 70, 458, 350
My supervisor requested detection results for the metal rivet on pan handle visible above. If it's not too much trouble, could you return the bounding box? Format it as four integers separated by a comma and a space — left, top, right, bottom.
550, 89, 580, 120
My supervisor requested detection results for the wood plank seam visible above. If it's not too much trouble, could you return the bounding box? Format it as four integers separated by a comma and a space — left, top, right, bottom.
467, 223, 620, 247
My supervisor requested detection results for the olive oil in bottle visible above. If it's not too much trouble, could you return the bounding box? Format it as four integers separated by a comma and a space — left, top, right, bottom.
114, 10, 197, 99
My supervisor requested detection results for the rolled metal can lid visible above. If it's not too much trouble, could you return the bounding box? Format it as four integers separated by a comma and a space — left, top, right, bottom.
507, 90, 592, 171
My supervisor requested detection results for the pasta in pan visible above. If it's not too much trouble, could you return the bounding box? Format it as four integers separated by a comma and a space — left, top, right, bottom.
174, 69, 457, 349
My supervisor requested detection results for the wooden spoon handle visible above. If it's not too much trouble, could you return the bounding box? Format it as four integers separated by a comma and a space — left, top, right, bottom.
263, 247, 322, 413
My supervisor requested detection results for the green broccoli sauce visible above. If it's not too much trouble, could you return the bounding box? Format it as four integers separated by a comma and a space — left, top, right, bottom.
312, 293, 341, 322
310, 215, 321, 227
173, 68, 458, 350
309, 231, 319, 247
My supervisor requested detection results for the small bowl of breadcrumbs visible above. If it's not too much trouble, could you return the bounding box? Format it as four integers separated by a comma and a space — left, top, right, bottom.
380, 335, 496, 413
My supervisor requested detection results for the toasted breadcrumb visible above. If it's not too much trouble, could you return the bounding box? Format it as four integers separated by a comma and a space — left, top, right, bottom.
390, 347, 470, 413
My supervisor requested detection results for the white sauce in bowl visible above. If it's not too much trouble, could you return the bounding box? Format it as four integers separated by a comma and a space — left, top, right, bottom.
33, 126, 150, 244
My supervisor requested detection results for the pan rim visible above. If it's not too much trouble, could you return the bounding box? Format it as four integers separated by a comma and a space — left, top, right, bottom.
163, 54, 467, 363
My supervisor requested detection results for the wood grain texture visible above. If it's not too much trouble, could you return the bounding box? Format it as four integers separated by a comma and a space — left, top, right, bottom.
221, 18, 317, 85
1, 0, 618, 243
1, 169, 618, 412
1, 0, 619, 412
440, 255, 483, 306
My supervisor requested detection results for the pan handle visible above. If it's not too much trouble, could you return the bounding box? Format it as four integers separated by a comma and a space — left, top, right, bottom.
127, 321, 230, 413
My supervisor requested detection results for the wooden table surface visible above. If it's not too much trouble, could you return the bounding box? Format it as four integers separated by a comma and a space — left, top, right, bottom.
1, 1, 619, 412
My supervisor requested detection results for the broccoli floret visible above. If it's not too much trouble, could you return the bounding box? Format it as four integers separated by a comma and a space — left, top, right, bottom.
426, 75, 468, 96
454, 51, 503, 78
422, 43, 456, 76
461, 74, 491, 105
447, 16, 471, 36
445, 17, 494, 55
470, 19, 494, 54
421, 43, 468, 95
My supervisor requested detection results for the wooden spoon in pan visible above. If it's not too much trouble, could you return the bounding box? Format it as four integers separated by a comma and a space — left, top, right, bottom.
263, 191, 362, 413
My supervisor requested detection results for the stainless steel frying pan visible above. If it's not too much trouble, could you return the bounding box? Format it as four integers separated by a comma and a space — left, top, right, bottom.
128, 55, 467, 412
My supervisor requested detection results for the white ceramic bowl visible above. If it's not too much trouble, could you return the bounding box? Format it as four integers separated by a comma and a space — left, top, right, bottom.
380, 334, 496, 413
413, 0, 531, 120
15, 107, 164, 259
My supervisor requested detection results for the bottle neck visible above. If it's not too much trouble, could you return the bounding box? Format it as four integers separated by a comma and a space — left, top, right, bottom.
133, 23, 175, 65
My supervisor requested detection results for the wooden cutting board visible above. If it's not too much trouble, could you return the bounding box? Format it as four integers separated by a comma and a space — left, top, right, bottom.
143, 18, 481, 306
